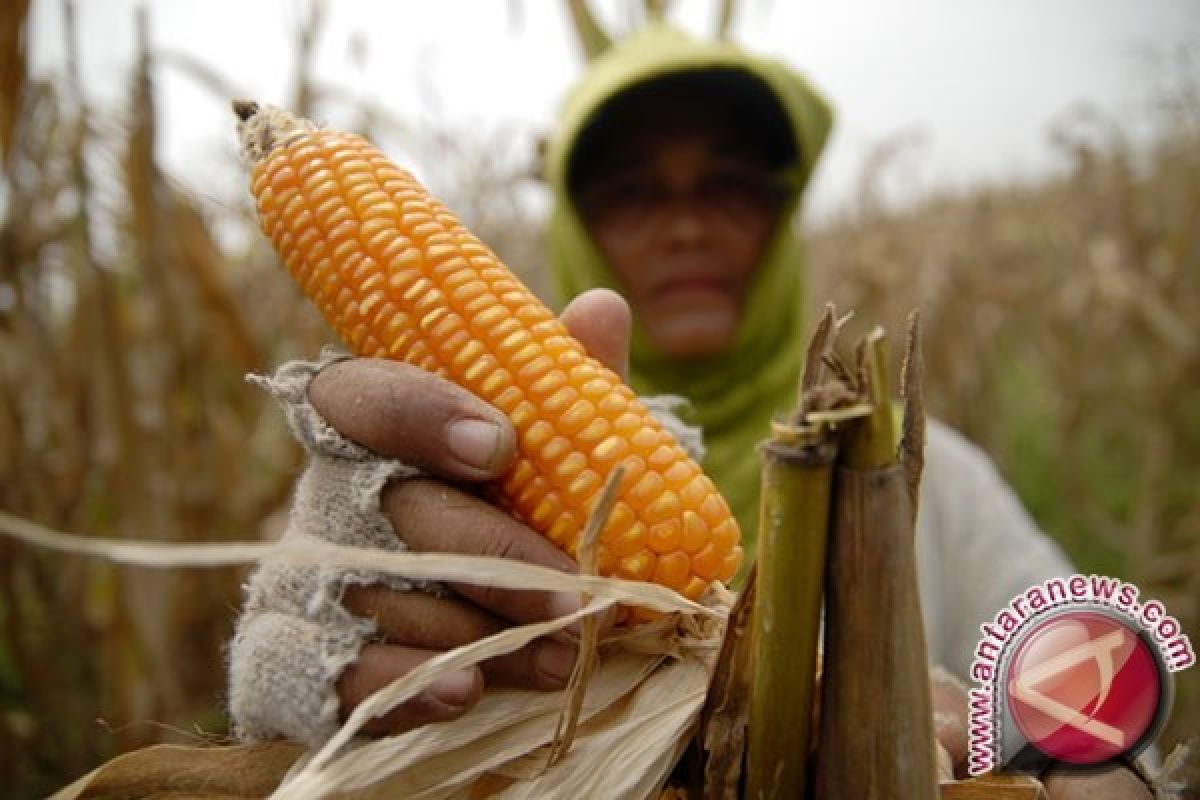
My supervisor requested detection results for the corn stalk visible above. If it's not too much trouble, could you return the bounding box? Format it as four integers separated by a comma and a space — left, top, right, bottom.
743, 424, 834, 798
813, 324, 937, 799
739, 306, 937, 799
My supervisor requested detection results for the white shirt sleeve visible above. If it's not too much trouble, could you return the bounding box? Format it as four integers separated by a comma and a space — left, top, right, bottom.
914, 419, 1075, 681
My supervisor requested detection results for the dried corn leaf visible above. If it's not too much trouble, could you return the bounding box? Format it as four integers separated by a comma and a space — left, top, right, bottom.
697, 565, 757, 799
53, 742, 305, 800
2, 511, 731, 800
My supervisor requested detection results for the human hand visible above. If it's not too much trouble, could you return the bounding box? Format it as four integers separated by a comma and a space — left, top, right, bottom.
1042, 762, 1154, 799
308, 288, 632, 735
928, 669, 1153, 798
930, 667, 970, 777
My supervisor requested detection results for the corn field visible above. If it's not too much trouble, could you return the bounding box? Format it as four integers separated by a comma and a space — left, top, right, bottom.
0, 2, 1196, 797
806, 54, 1200, 776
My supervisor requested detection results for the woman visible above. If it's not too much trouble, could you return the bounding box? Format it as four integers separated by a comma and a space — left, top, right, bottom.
228, 24, 1149, 795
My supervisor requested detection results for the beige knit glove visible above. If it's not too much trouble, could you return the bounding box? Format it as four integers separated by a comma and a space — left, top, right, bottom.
227, 352, 434, 746
226, 353, 705, 747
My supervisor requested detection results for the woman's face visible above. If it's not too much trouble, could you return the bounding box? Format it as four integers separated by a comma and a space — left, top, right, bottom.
576, 106, 786, 359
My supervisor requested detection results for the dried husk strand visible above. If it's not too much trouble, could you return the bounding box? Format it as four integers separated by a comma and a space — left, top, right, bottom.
546, 464, 626, 767
695, 564, 757, 799
899, 309, 926, 519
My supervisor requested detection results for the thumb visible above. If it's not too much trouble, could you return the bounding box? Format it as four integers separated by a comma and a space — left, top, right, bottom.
559, 288, 631, 381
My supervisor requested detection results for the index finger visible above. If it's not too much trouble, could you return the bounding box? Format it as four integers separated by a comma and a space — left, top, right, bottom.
381, 479, 616, 634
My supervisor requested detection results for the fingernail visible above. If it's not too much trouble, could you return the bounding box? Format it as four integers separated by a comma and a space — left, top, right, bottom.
428, 668, 478, 710
548, 593, 585, 640
536, 641, 578, 685
550, 592, 583, 620
446, 418, 501, 470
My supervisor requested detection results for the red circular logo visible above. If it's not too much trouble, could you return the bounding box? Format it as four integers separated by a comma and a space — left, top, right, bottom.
1005, 610, 1164, 765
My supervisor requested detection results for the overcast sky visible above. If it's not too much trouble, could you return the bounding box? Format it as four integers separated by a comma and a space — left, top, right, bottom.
27, 1, 1200, 218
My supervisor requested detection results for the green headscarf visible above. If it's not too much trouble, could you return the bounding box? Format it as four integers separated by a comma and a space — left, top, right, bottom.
544, 24, 833, 565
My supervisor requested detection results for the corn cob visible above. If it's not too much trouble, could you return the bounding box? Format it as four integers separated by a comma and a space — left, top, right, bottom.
234, 101, 741, 601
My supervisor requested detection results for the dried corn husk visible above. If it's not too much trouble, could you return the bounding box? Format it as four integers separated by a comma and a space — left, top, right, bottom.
0, 511, 730, 800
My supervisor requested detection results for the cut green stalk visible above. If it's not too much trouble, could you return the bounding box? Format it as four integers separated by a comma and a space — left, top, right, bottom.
744, 423, 836, 800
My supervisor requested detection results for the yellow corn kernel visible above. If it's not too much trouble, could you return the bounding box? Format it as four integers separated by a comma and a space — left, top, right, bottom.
236, 101, 742, 601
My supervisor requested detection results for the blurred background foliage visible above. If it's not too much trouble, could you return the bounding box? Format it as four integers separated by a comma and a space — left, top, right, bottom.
0, 0, 1196, 796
